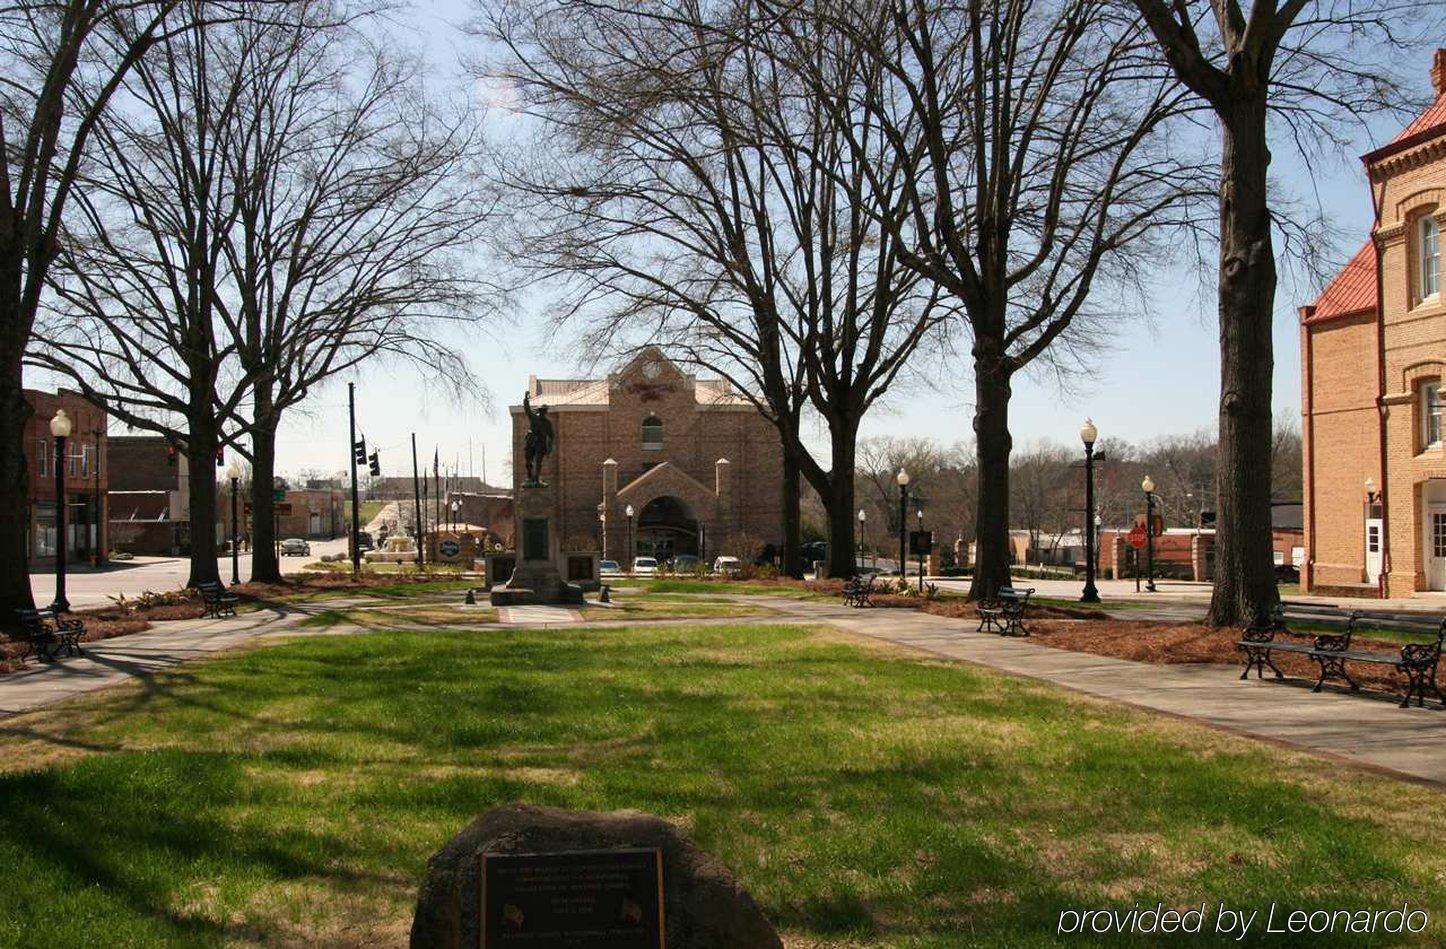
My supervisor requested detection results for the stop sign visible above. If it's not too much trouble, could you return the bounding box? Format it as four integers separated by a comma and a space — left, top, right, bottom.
1128, 525, 1148, 549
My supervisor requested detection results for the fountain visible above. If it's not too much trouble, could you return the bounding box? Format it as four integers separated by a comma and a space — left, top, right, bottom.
365, 534, 419, 564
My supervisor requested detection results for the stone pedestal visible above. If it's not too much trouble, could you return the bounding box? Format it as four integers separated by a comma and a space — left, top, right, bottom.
490, 483, 584, 606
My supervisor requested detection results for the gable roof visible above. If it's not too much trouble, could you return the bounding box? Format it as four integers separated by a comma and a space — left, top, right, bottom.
1302, 241, 1377, 325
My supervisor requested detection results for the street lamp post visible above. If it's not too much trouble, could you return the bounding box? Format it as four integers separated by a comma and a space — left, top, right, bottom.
856, 508, 866, 574
50, 409, 73, 613
625, 504, 635, 571
1142, 475, 1158, 593
896, 468, 910, 577
1080, 418, 1100, 603
916, 507, 925, 591
227, 461, 243, 585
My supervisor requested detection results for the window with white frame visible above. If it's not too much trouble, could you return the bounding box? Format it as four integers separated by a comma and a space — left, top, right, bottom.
1423, 215, 1441, 300
1425, 381, 1443, 448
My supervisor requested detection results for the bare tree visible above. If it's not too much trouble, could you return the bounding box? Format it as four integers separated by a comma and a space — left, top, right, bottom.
217, 3, 496, 581
0, 0, 187, 614
479, 0, 948, 577
784, 0, 1205, 599
1126, 0, 1439, 625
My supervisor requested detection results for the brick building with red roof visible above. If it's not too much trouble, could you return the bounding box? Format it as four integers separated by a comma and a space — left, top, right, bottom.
1301, 50, 1446, 597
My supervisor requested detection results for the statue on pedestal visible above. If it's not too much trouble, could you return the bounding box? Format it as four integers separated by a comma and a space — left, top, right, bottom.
522, 392, 554, 487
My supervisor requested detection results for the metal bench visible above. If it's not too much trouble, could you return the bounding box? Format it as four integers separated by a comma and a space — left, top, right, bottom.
195, 581, 238, 619
977, 585, 1034, 637
1237, 603, 1446, 708
14, 608, 85, 665
1235, 602, 1353, 681
841, 575, 876, 608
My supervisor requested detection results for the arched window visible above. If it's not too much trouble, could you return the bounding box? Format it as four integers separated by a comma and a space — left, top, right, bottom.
1422, 215, 1441, 300
641, 415, 664, 449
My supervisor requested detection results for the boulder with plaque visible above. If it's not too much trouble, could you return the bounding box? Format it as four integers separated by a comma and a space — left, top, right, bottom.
410, 803, 781, 949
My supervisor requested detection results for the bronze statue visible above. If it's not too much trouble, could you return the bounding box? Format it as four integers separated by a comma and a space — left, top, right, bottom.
522, 391, 554, 486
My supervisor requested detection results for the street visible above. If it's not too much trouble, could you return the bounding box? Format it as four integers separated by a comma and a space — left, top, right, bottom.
28, 537, 351, 609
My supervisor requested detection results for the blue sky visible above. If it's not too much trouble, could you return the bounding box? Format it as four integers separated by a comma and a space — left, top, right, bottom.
267, 3, 1435, 484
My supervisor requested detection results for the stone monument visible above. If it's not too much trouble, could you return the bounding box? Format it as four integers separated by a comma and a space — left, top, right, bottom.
491, 392, 585, 606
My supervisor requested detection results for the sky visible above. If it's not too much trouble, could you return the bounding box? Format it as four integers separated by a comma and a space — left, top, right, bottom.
214, 5, 1438, 484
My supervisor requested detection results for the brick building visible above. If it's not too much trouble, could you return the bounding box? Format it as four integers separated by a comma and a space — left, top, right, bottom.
1301, 50, 1446, 597
511, 349, 784, 563
107, 435, 191, 555
24, 389, 108, 566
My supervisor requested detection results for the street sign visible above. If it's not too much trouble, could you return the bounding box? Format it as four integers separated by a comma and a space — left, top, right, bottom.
273, 487, 286, 502
1128, 525, 1147, 549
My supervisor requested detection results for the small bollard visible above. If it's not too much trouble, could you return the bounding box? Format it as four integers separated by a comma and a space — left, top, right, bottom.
464, 587, 476, 605
600, 584, 611, 604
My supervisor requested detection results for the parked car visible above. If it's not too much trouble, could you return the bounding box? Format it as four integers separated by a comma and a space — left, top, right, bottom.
632, 556, 658, 575
1274, 562, 1300, 584
713, 555, 742, 576
670, 554, 701, 572
600, 559, 622, 576
280, 538, 311, 557
355, 531, 375, 553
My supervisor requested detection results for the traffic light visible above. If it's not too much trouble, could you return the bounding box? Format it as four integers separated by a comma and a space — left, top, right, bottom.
215, 447, 224, 467
368, 451, 380, 477
166, 444, 178, 467
353, 437, 366, 466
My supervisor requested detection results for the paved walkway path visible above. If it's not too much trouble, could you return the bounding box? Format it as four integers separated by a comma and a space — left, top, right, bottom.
498, 606, 583, 626
5, 593, 1446, 787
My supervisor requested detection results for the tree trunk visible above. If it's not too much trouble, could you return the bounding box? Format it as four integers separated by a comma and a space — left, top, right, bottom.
0, 343, 36, 619
1207, 105, 1279, 627
185, 423, 221, 588
249, 381, 281, 583
823, 424, 857, 578
780, 445, 803, 578
969, 351, 1013, 601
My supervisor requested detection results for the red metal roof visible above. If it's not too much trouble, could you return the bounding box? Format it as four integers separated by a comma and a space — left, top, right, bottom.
1303, 241, 1376, 324
1364, 92, 1446, 164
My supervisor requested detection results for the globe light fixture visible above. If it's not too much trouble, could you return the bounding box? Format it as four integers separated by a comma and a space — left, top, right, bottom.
49, 409, 73, 438
1079, 417, 1097, 447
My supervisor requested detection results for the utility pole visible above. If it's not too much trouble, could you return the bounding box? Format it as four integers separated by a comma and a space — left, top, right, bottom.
411, 433, 424, 566
348, 382, 361, 576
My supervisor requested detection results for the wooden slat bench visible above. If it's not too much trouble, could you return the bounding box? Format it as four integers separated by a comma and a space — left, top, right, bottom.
195, 581, 239, 619
977, 586, 1034, 637
14, 608, 86, 665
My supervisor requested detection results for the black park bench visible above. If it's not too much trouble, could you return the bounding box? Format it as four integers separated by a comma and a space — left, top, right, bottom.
841, 575, 876, 608
14, 608, 86, 665
1237, 602, 1446, 709
977, 585, 1035, 637
196, 581, 239, 619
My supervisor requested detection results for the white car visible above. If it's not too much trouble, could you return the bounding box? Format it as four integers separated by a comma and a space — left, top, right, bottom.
632, 556, 658, 575
712, 556, 742, 576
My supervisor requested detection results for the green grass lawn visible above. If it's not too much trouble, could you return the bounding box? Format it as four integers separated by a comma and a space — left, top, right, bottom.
3, 624, 1446, 946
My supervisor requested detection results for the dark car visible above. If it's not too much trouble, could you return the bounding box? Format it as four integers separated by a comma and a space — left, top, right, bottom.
1274, 562, 1300, 584
356, 531, 375, 553
280, 538, 311, 557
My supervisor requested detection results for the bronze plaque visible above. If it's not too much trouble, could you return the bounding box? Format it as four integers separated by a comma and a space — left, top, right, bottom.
480, 848, 664, 948
523, 518, 549, 561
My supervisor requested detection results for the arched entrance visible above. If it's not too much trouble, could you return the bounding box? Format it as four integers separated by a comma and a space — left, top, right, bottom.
636, 495, 699, 561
